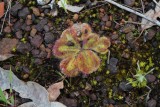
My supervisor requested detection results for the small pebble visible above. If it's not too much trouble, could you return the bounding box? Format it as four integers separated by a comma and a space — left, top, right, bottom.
147, 99, 157, 107
32, 7, 40, 16
124, 0, 135, 6
106, 21, 112, 27
30, 28, 37, 37
26, 19, 32, 25
119, 81, 133, 91
16, 42, 32, 54
34, 58, 43, 65
44, 32, 55, 44
145, 74, 156, 83
90, 94, 97, 100
18, 7, 30, 19
23, 74, 29, 79
102, 14, 109, 22
30, 35, 43, 48
120, 24, 135, 33
145, 29, 156, 40
73, 14, 79, 21
4, 26, 11, 33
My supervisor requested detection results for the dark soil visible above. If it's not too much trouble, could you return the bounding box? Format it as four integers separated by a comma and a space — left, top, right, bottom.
0, 0, 160, 107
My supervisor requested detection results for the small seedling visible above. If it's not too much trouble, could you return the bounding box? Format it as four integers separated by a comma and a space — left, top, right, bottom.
127, 60, 154, 88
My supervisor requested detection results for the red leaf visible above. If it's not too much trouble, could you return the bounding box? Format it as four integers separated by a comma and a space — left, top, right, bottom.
0, 2, 4, 18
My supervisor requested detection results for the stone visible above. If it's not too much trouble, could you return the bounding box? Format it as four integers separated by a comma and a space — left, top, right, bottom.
25, 26, 31, 31
85, 83, 92, 90
119, 82, 133, 91
30, 28, 37, 37
26, 19, 32, 25
129, 13, 137, 21
96, 76, 103, 82
0, 38, 18, 54
44, 25, 50, 32
145, 29, 156, 40
27, 15, 32, 20
120, 24, 135, 33
4, 26, 11, 33
107, 57, 118, 74
59, 97, 77, 107
110, 57, 118, 65
21, 23, 27, 30
111, 34, 119, 40
32, 7, 40, 16
31, 49, 40, 57
16, 42, 32, 54
40, 44, 46, 51
15, 30, 23, 39
107, 65, 118, 74
18, 7, 30, 19
90, 94, 97, 100
145, 74, 156, 83
124, 0, 135, 6
13, 21, 23, 32
126, 32, 134, 42
30, 35, 43, 48
38, 51, 47, 58
22, 66, 30, 73
122, 50, 130, 59
44, 32, 55, 44
106, 21, 112, 27
34, 58, 43, 65
23, 74, 29, 79
10, 3, 23, 16
73, 14, 79, 21
102, 14, 109, 22
147, 99, 157, 107
35, 18, 48, 31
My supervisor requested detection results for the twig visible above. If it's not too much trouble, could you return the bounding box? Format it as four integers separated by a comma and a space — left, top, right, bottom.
104, 0, 160, 26
153, 0, 160, 8
124, 20, 146, 25
8, 0, 11, 25
80, 2, 108, 13
140, 0, 145, 13
0, 0, 12, 34
107, 50, 110, 64
132, 29, 145, 43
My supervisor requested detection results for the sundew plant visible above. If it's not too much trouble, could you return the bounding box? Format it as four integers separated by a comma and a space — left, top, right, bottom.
53, 23, 111, 77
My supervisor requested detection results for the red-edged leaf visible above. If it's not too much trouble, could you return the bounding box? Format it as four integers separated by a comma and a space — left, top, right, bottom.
77, 50, 100, 74
60, 56, 79, 77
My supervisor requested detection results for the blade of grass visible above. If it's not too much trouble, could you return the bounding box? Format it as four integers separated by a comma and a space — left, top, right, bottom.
0, 88, 8, 104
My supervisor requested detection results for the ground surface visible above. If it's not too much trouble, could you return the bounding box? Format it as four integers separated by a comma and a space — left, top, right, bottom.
0, 0, 160, 107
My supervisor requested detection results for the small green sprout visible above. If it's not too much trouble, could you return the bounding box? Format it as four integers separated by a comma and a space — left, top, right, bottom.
127, 61, 154, 88
0, 68, 14, 106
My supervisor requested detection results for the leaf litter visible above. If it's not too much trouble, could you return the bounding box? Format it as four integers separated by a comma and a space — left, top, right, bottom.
0, 67, 66, 107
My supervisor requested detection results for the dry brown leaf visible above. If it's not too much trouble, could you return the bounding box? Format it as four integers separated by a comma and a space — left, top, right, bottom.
0, 54, 14, 61
47, 81, 64, 101
0, 67, 66, 107
0, 2, 4, 18
0, 38, 18, 54
141, 1, 160, 29
0, 38, 18, 61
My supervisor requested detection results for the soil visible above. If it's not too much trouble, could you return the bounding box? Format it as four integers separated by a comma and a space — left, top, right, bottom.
0, 0, 160, 107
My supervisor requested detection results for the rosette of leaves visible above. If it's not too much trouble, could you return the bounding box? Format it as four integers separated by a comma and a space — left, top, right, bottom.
53, 23, 110, 77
